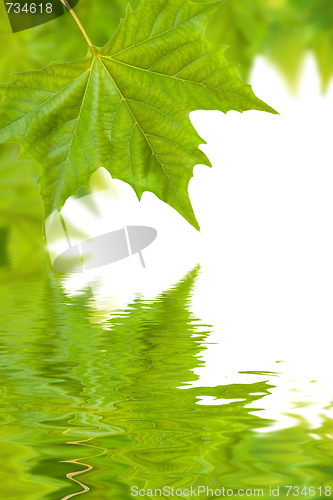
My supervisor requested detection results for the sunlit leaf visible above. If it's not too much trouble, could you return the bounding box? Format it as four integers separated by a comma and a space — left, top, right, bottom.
0, 0, 276, 230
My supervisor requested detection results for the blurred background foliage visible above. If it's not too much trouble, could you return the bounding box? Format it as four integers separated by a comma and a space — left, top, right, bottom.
0, 0, 332, 270
0, 143, 44, 273
203, 0, 333, 89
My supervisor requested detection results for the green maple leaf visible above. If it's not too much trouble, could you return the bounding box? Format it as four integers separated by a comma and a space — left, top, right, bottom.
0, 0, 277, 231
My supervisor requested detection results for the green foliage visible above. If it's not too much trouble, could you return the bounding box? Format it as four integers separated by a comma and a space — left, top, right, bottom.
306, 0, 333, 90
0, 0, 332, 89
0, 144, 44, 270
1, 0, 331, 235
203, 0, 269, 82
0, 0, 140, 83
0, 0, 275, 230
201, 0, 333, 89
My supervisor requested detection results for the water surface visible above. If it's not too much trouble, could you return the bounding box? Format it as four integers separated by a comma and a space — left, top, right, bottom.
0, 264, 332, 499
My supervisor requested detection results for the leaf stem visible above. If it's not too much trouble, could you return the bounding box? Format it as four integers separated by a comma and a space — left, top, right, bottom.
60, 0, 94, 49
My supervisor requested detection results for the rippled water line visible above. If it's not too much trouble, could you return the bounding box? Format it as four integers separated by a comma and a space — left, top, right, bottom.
60, 438, 110, 500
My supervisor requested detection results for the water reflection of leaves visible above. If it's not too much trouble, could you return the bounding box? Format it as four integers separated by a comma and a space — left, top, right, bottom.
0, 266, 273, 498
0, 266, 327, 500
0, 255, 333, 499
1, 267, 333, 499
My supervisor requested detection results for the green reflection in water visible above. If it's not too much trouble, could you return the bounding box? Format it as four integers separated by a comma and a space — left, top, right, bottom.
0, 266, 332, 500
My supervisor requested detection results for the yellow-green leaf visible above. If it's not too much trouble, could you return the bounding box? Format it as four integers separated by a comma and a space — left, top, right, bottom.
0, 0, 277, 230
